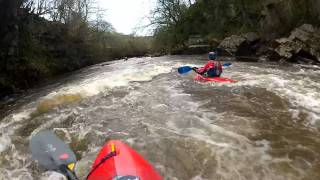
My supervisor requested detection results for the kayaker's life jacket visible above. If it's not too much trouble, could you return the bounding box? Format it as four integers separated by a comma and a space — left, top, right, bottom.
196, 60, 222, 77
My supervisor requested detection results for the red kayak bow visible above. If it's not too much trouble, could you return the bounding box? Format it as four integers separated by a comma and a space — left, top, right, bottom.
87, 140, 162, 180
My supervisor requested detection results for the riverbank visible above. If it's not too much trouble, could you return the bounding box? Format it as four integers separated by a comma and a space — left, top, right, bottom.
0, 2, 152, 99
170, 24, 320, 68
151, 0, 320, 66
217, 24, 320, 65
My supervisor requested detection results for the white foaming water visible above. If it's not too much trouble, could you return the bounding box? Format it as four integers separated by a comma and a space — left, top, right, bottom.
1, 58, 320, 179
0, 144, 33, 179
0, 58, 176, 179
265, 75, 320, 125
222, 64, 320, 127
44, 63, 173, 100
1, 60, 173, 119
146, 75, 275, 178
40, 172, 66, 180
0, 110, 32, 153
0, 134, 11, 153
159, 90, 277, 179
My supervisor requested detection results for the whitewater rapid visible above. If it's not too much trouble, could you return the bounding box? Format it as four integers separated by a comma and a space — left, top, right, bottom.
1, 56, 320, 180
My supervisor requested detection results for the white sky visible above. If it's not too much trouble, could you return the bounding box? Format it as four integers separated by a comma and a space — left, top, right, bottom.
97, 0, 156, 35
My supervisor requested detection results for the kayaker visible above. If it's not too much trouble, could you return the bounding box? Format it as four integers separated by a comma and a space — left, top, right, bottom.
193, 52, 223, 77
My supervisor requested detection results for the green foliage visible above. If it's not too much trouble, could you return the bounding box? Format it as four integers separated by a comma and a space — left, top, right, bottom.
151, 0, 263, 52
151, 0, 320, 53
0, 0, 152, 97
283, 0, 320, 28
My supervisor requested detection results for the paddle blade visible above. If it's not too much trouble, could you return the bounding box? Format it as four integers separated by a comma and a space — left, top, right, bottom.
178, 66, 193, 74
222, 62, 232, 67
30, 131, 77, 171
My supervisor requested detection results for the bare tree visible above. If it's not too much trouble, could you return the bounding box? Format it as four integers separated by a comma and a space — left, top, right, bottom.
150, 0, 188, 28
92, 8, 115, 32
24, 0, 97, 23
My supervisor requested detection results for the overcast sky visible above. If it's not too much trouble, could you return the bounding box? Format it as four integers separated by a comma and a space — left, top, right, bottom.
97, 0, 156, 35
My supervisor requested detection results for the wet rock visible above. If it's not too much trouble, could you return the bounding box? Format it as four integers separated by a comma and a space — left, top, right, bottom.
242, 32, 260, 43
275, 38, 304, 59
274, 24, 320, 64
256, 44, 281, 62
186, 45, 211, 54
219, 32, 261, 61
219, 35, 247, 55
289, 24, 315, 43
258, 55, 268, 63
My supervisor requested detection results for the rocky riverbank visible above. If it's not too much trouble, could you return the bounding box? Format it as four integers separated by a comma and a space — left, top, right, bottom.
218, 24, 320, 65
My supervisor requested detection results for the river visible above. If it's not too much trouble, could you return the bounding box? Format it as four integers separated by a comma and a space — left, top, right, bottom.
1, 55, 320, 180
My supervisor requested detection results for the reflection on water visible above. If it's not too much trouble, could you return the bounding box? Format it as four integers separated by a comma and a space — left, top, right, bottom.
1, 56, 320, 179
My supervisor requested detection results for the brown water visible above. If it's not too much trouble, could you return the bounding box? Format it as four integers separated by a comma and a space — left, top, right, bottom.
1, 56, 320, 180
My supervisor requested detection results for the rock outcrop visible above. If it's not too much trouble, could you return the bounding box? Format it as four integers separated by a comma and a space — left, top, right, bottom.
217, 24, 320, 64
218, 32, 261, 61
274, 24, 320, 64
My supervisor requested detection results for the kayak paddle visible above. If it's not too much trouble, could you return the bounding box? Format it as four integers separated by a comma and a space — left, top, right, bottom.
29, 130, 79, 180
178, 62, 232, 74
222, 62, 232, 67
178, 66, 193, 74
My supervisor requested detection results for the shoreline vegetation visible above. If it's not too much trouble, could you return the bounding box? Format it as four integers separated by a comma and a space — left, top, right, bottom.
0, 0, 152, 98
150, 0, 320, 65
1, 0, 320, 99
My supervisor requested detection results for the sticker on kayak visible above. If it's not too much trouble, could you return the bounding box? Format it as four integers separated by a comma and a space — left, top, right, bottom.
114, 175, 140, 180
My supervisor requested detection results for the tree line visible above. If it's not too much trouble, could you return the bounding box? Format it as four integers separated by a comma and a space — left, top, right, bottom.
2, 0, 319, 97
150, 0, 320, 53
0, 0, 151, 97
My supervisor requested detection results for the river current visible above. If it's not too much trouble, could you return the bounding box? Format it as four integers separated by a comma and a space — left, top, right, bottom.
1, 56, 320, 180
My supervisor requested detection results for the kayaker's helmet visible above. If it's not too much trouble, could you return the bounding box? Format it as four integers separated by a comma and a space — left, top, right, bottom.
208, 52, 217, 60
